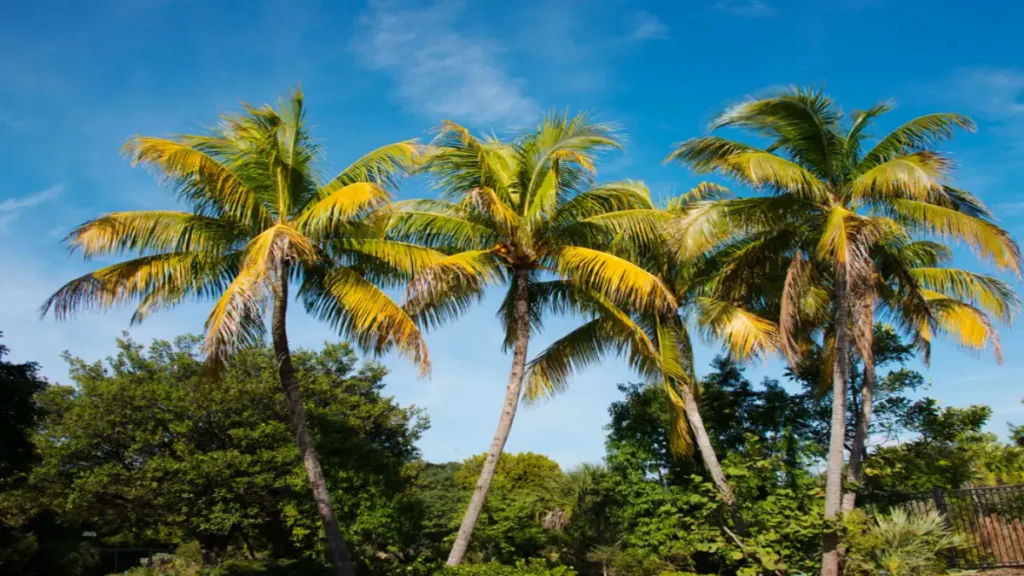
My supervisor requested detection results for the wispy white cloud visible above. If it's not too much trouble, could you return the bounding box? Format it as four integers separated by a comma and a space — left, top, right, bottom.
0, 185, 62, 234
941, 68, 1024, 119
629, 11, 670, 41
713, 0, 775, 17
352, 0, 537, 126
0, 185, 62, 213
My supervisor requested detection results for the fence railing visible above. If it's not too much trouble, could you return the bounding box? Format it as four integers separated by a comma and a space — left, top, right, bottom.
865, 484, 1024, 569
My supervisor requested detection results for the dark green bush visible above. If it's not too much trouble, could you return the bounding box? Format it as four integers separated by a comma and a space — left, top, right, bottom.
434, 559, 576, 576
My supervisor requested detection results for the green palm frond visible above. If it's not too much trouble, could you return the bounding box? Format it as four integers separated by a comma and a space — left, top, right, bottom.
320, 140, 420, 193
669, 136, 826, 201
852, 152, 951, 203
858, 113, 975, 171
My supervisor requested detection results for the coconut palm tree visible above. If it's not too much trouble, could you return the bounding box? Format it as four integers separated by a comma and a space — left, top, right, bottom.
41, 90, 437, 576
386, 113, 677, 565
667, 87, 1020, 576
525, 182, 778, 536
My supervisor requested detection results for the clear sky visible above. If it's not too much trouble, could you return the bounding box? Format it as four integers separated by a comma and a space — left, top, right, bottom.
2, 0, 1023, 468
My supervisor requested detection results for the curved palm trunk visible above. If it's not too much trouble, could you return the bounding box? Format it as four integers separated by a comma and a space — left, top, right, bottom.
272, 273, 355, 576
678, 384, 749, 536
447, 268, 531, 566
821, 264, 850, 576
843, 296, 875, 514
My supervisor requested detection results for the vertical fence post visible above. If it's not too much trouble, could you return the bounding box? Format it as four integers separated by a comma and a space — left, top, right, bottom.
933, 487, 960, 569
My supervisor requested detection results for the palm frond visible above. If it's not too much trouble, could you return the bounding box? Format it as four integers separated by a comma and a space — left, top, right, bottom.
694, 297, 778, 360
668, 136, 826, 201
886, 200, 1021, 274
295, 182, 390, 240
65, 211, 240, 258
556, 246, 677, 313
858, 113, 975, 171
319, 140, 420, 194
910, 268, 1020, 323
124, 136, 271, 227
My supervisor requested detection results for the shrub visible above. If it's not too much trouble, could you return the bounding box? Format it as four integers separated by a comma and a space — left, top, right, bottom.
843, 508, 959, 576
434, 558, 577, 576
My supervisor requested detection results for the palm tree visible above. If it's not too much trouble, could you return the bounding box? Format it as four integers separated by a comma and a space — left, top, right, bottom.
387, 113, 677, 565
667, 87, 1020, 576
842, 234, 1020, 510
525, 182, 778, 536
41, 90, 437, 576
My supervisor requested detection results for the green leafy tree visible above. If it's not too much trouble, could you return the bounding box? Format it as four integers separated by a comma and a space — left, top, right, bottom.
668, 87, 1020, 575
453, 453, 566, 564
16, 335, 426, 570
524, 182, 779, 536
42, 90, 436, 576
389, 114, 674, 565
601, 375, 824, 576
865, 400, 1024, 490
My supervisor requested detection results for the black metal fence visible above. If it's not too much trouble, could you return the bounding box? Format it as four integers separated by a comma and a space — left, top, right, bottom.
866, 484, 1024, 569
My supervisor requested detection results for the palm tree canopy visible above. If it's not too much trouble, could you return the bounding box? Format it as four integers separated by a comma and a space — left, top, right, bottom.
43, 89, 438, 373
523, 184, 780, 456
387, 112, 678, 349
666, 86, 1020, 368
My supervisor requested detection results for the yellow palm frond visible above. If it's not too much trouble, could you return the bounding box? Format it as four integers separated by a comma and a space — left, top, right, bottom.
666, 182, 732, 212
304, 265, 430, 376
851, 152, 951, 203
40, 252, 234, 322
910, 268, 1020, 323
463, 186, 520, 236
556, 246, 677, 314
694, 297, 778, 360
817, 205, 855, 264
202, 262, 271, 370
65, 211, 239, 258
663, 379, 694, 457
887, 200, 1021, 274
921, 289, 1002, 361
341, 239, 446, 279
124, 136, 271, 226
858, 113, 975, 171
295, 182, 390, 239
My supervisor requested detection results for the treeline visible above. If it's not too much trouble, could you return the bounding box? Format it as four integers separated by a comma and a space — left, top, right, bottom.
1, 331, 1021, 575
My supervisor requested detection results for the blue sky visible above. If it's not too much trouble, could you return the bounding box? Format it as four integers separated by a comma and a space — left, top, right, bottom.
2, 0, 1023, 467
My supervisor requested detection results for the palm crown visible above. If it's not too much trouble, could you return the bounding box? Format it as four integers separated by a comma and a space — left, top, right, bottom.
389, 113, 677, 336
667, 86, 1021, 365
43, 90, 436, 372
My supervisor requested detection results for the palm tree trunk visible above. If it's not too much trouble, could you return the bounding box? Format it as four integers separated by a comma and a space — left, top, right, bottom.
272, 272, 355, 576
446, 268, 532, 566
678, 384, 749, 536
842, 297, 875, 513
821, 264, 850, 576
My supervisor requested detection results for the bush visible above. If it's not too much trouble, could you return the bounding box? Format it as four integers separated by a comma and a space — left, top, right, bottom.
434, 559, 577, 576
843, 508, 959, 576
